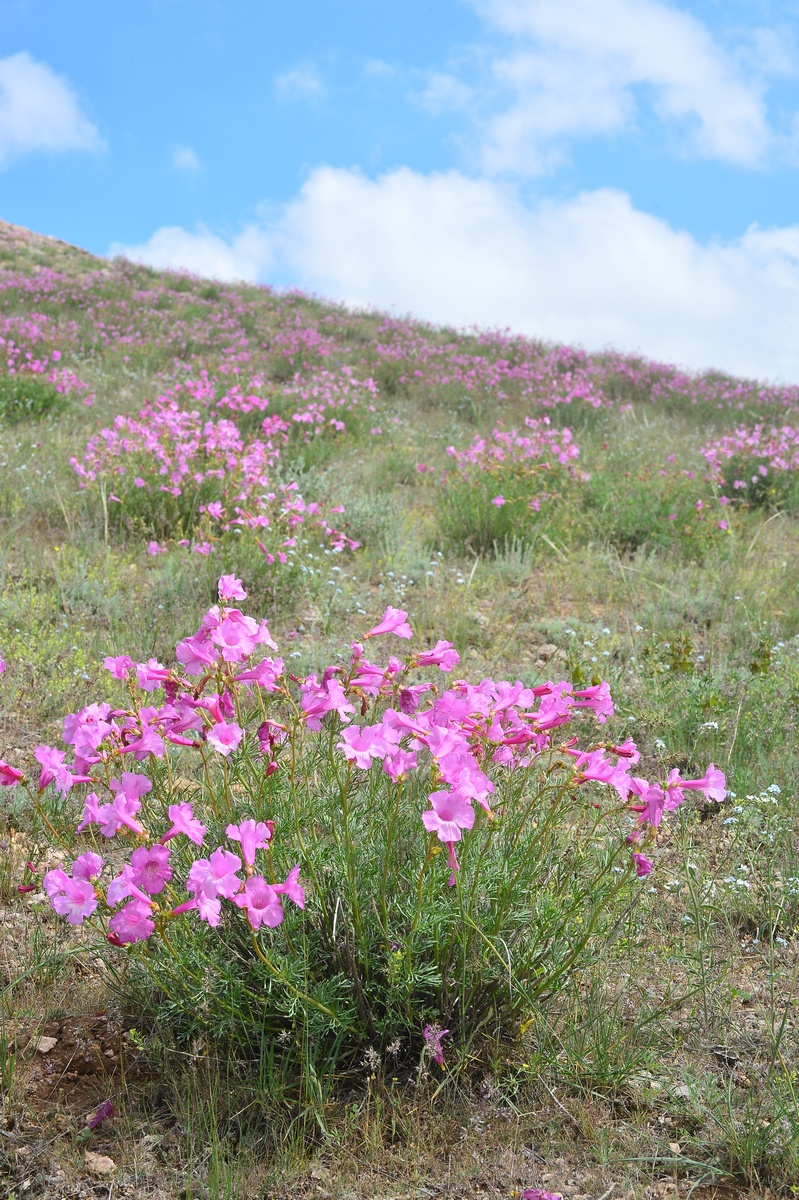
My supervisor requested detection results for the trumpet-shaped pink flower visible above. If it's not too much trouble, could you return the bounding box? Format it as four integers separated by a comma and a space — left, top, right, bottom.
186, 847, 242, 899
136, 658, 172, 692
103, 654, 134, 678
632, 853, 654, 877
226, 818, 273, 867
76, 791, 102, 834
233, 875, 285, 929
414, 640, 460, 672
337, 723, 399, 769
130, 844, 172, 894
0, 759, 23, 786
422, 1024, 449, 1067
43, 871, 98, 925
365, 606, 412, 640
274, 864, 305, 908
97, 796, 145, 837
110, 773, 152, 804
35, 746, 78, 794
72, 852, 103, 881
108, 898, 155, 944
162, 802, 206, 846
675, 763, 726, 803
206, 720, 243, 756
218, 573, 247, 601
421, 790, 475, 843
570, 681, 614, 723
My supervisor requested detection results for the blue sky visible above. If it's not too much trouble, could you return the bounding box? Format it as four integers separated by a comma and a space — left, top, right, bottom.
3, 0, 799, 379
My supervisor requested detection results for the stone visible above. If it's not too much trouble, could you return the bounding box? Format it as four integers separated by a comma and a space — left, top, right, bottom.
84, 1150, 116, 1176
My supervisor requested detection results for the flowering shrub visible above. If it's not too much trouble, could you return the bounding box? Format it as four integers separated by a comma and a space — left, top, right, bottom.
701, 424, 799, 510
2, 576, 724, 1080
70, 398, 358, 558
434, 418, 585, 554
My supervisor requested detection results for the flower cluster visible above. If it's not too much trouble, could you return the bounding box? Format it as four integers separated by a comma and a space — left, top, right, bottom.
0, 577, 725, 954
702, 423, 799, 500
70, 398, 358, 557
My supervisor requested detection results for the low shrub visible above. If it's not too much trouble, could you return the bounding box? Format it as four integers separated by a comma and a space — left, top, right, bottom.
1, 577, 725, 1112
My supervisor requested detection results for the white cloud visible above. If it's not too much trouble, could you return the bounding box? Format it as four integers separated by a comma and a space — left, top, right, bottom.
173, 145, 201, 172
0, 51, 104, 167
274, 63, 325, 103
110, 223, 272, 282
468, 0, 771, 173
413, 72, 474, 115
110, 164, 799, 381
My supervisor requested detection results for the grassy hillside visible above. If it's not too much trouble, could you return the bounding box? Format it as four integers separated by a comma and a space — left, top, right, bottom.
1, 216, 799, 1199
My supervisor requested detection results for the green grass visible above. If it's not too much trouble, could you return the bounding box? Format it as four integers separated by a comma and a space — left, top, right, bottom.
1, 217, 799, 1197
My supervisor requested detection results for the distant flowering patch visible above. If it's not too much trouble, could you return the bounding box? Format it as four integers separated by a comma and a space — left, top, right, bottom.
70, 398, 358, 556
702, 424, 799, 506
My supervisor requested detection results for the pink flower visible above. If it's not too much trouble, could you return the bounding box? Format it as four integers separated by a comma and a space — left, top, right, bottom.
103, 654, 134, 678
226, 818, 273, 867
146, 541, 166, 556
570, 681, 614, 723
162, 802, 206, 846
135, 658, 172, 691
491, 494, 506, 506
274, 864, 305, 909
110, 773, 152, 804
186, 847, 242, 900
129, 844, 172, 894
72, 852, 103, 881
35, 746, 75, 794
108, 899, 155, 944
44, 871, 98, 925
0, 759, 23, 786
632, 852, 654, 877
206, 720, 243, 756
678, 763, 726, 803
218, 574, 247, 601
521, 1191, 561, 1200
421, 790, 475, 844
422, 1024, 449, 1067
414, 640, 460, 672
337, 723, 398, 769
365, 606, 413, 640
233, 875, 285, 929
76, 791, 102, 833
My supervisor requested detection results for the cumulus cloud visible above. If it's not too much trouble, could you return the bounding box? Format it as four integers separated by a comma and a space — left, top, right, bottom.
413, 72, 475, 115
274, 62, 326, 103
110, 223, 272, 283
173, 145, 201, 172
467, 0, 771, 173
116, 166, 799, 381
0, 51, 104, 167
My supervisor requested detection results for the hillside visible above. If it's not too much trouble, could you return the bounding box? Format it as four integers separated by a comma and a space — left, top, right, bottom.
1, 216, 798, 1199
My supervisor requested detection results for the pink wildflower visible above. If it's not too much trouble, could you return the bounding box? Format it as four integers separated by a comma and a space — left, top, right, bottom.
226, 818, 273, 868
422, 1024, 449, 1068
632, 853, 654, 877
232, 875, 285, 929
206, 720, 244, 756
218, 573, 247, 601
0, 760, 23, 786
491, 494, 506, 506
129, 844, 172, 894
421, 790, 475, 843
162, 802, 207, 846
103, 654, 134, 678
365, 606, 413, 640
43, 871, 98, 925
108, 899, 155, 944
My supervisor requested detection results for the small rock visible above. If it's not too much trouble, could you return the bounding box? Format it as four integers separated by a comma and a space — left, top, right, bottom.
672, 1084, 691, 1099
668, 1142, 682, 1154
538, 643, 558, 660
84, 1150, 116, 1176
35, 1036, 58, 1055
311, 1166, 332, 1186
